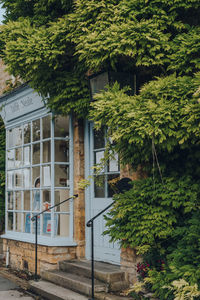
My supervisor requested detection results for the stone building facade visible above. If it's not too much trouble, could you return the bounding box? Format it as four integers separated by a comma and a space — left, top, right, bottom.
0, 61, 140, 284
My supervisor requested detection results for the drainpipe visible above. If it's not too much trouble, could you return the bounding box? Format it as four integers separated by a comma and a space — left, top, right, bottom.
6, 246, 9, 267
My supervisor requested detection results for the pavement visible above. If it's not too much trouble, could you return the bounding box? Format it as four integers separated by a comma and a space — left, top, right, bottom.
0, 272, 36, 300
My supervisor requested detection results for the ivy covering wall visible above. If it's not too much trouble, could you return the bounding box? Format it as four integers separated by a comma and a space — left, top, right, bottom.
0, 0, 200, 298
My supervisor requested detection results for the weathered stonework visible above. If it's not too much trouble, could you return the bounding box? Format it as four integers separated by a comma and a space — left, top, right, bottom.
73, 117, 85, 259
120, 247, 142, 284
3, 239, 76, 274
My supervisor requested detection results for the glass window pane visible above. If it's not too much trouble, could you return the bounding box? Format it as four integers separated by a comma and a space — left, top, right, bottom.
24, 123, 31, 144
7, 192, 13, 210
108, 153, 119, 172
33, 119, 40, 141
32, 190, 40, 211
24, 191, 30, 211
108, 174, 120, 197
15, 213, 22, 232
55, 214, 69, 237
7, 129, 14, 148
55, 140, 69, 162
15, 170, 23, 188
14, 127, 22, 147
15, 191, 22, 210
94, 175, 105, 198
42, 190, 51, 211
43, 141, 51, 163
42, 115, 51, 139
94, 128, 105, 149
23, 168, 31, 189
55, 190, 69, 212
54, 115, 69, 138
24, 146, 30, 166
33, 143, 40, 165
7, 171, 14, 189
94, 150, 105, 165
7, 212, 13, 230
55, 165, 69, 187
42, 165, 51, 187
24, 213, 31, 233
32, 167, 40, 187
42, 213, 51, 235
7, 149, 15, 169
15, 147, 22, 168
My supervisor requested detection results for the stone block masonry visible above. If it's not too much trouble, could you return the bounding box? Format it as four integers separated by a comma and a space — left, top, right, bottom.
3, 239, 77, 274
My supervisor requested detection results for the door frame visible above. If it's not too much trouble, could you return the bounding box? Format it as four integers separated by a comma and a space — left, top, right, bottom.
84, 120, 120, 264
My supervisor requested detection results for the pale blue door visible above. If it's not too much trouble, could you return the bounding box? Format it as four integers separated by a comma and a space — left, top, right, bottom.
85, 123, 121, 265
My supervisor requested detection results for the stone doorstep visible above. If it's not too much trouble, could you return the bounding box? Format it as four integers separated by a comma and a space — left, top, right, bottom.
29, 280, 88, 300
59, 260, 126, 285
41, 269, 107, 296
30, 280, 133, 300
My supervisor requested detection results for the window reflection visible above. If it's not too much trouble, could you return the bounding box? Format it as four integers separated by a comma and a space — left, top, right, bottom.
8, 192, 13, 210
24, 146, 30, 166
55, 140, 69, 162
55, 190, 69, 212
43, 141, 51, 163
33, 119, 40, 141
15, 148, 22, 168
15, 213, 22, 232
15, 170, 23, 188
7, 149, 15, 169
24, 191, 30, 211
94, 128, 105, 149
24, 123, 31, 144
94, 175, 105, 198
33, 143, 40, 165
7, 213, 13, 230
42, 115, 51, 139
42, 165, 51, 187
24, 168, 30, 189
55, 214, 69, 237
55, 165, 69, 187
54, 115, 69, 138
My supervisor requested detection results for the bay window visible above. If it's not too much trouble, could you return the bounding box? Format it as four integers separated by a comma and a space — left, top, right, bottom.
5, 114, 73, 243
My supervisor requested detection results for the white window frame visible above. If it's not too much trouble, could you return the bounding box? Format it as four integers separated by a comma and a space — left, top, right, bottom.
2, 112, 76, 246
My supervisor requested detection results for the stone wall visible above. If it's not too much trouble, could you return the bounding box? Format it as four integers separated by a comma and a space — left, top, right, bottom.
3, 239, 76, 274
119, 165, 145, 284
73, 117, 85, 258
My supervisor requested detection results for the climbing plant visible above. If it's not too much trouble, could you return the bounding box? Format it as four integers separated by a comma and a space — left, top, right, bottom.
0, 0, 200, 117
0, 0, 200, 298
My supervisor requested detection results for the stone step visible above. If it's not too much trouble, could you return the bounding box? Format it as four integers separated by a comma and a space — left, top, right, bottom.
59, 260, 126, 286
29, 280, 88, 300
41, 269, 107, 297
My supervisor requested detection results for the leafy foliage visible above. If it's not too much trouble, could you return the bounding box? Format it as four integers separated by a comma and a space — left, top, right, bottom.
105, 177, 200, 298
105, 176, 200, 253
1, 0, 200, 116
90, 75, 200, 172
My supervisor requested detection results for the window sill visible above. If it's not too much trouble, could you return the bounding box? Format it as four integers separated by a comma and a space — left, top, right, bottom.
1, 232, 77, 247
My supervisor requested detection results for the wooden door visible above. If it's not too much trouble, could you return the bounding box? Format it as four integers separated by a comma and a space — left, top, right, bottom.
86, 124, 121, 264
